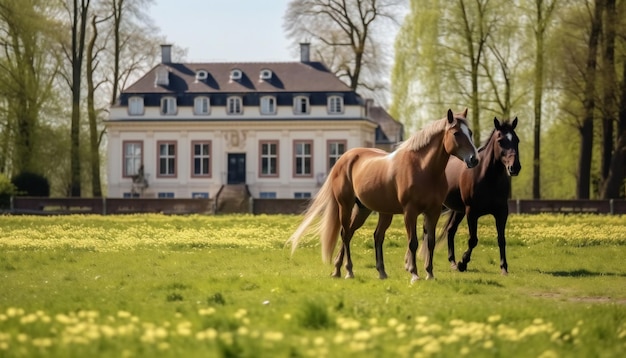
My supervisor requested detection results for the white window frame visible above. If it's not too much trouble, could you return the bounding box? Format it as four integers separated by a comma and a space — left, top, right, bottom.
293, 140, 313, 177
260, 69, 272, 80
192, 141, 211, 177
328, 95, 344, 114
195, 70, 208, 81
230, 69, 242, 80
194, 96, 210, 115
123, 141, 142, 177
157, 141, 177, 177
328, 140, 346, 171
128, 97, 144, 115
227, 96, 243, 115
293, 95, 309, 115
259, 141, 278, 177
161, 96, 177, 115
260, 96, 276, 115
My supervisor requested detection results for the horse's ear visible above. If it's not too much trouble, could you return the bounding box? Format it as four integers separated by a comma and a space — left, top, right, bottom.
447, 109, 454, 124
462, 107, 468, 117
494, 117, 501, 130
512, 116, 518, 129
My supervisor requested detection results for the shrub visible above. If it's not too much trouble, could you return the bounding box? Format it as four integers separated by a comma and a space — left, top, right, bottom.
0, 173, 16, 209
11, 171, 50, 197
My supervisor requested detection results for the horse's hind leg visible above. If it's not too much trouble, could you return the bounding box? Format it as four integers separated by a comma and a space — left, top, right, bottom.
374, 213, 392, 279
332, 204, 369, 279
402, 210, 420, 283
446, 211, 465, 271
457, 213, 479, 272
494, 211, 509, 275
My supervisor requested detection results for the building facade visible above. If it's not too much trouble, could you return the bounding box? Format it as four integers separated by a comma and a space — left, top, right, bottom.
105, 44, 403, 199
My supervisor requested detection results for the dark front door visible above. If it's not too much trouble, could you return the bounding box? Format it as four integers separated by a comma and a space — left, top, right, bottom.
227, 153, 246, 184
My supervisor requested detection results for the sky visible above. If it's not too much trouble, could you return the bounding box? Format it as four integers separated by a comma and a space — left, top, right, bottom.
148, 0, 297, 63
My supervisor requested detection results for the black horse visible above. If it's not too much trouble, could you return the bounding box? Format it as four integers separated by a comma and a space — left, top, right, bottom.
441, 117, 521, 275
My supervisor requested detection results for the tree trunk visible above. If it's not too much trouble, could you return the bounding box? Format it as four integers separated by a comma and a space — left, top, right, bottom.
601, 55, 626, 198
576, 0, 603, 199
532, 0, 546, 199
600, 0, 616, 195
87, 15, 102, 197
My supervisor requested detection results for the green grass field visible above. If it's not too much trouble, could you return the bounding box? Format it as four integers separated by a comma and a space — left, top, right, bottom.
0, 213, 625, 357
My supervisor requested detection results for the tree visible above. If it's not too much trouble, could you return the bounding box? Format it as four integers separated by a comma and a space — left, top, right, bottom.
530, 0, 559, 199
62, 0, 92, 197
576, 0, 603, 199
0, 0, 60, 175
283, 0, 402, 104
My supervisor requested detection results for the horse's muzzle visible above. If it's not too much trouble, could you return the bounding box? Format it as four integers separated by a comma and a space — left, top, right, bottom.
465, 155, 479, 168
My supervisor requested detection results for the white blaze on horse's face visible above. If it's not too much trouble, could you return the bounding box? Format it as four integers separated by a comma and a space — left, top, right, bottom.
453, 120, 479, 168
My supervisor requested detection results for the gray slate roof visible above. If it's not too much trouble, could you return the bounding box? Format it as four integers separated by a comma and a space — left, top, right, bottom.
124, 61, 353, 94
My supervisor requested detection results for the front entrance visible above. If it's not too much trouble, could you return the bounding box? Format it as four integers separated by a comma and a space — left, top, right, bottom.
227, 153, 246, 184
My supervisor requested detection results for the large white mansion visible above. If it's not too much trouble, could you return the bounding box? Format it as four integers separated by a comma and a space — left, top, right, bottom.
105, 44, 403, 199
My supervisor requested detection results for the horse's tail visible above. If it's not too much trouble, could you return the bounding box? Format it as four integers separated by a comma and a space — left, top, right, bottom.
418, 207, 452, 260
287, 177, 340, 263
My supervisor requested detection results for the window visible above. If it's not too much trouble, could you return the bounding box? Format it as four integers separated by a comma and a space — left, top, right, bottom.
328, 95, 344, 114
259, 141, 278, 177
294, 192, 311, 199
294, 140, 313, 177
192, 192, 209, 199
195, 70, 208, 81
227, 96, 243, 114
194, 96, 210, 115
260, 192, 276, 198
157, 141, 177, 177
260, 69, 272, 80
293, 96, 309, 114
128, 97, 144, 115
158, 192, 174, 198
192, 141, 211, 177
260, 96, 276, 115
161, 96, 177, 115
230, 69, 242, 80
123, 141, 142, 177
328, 140, 346, 170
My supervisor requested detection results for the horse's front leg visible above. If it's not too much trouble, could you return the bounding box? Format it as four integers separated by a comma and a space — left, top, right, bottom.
403, 211, 420, 283
446, 211, 465, 271
422, 209, 441, 280
374, 213, 392, 279
457, 212, 479, 272
494, 210, 509, 275
331, 243, 345, 278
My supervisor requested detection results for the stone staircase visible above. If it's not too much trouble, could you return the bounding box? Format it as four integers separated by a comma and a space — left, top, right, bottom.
215, 184, 251, 214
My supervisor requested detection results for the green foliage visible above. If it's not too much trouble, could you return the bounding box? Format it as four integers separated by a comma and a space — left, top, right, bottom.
11, 171, 50, 197
0, 214, 625, 357
0, 173, 16, 209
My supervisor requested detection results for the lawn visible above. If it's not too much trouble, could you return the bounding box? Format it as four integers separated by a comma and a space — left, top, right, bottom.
0, 213, 625, 357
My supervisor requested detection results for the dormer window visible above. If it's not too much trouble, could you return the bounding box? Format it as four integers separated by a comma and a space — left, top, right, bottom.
230, 69, 242, 81
161, 96, 177, 115
293, 95, 309, 115
194, 96, 210, 115
260, 69, 272, 80
328, 95, 344, 114
128, 96, 144, 115
195, 70, 208, 82
227, 96, 243, 114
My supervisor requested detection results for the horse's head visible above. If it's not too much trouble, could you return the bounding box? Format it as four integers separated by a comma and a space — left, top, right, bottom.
493, 117, 521, 176
444, 108, 479, 168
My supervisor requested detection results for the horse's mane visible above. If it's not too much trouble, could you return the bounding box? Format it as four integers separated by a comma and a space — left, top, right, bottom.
396, 117, 448, 152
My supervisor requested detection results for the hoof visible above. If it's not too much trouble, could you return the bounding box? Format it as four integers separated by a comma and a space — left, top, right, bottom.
345, 273, 354, 279
450, 262, 459, 271
457, 262, 467, 272
425, 273, 435, 280
378, 272, 388, 280
501, 269, 509, 276
330, 271, 341, 278
410, 274, 420, 284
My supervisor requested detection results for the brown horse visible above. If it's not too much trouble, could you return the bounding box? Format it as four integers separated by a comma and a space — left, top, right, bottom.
441, 117, 520, 275
288, 109, 479, 283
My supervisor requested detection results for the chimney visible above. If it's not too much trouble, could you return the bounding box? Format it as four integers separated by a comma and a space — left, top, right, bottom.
299, 42, 310, 62
160, 44, 172, 64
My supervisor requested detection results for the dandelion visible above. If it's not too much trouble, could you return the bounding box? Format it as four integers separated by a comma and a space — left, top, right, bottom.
117, 311, 132, 319
283, 313, 292, 320
538, 350, 559, 358
263, 331, 284, 342
387, 318, 398, 327
487, 315, 501, 323
234, 308, 247, 320
460, 346, 470, 355
483, 340, 494, 349
0, 342, 8, 350
313, 336, 325, 346
415, 316, 429, 324
199, 307, 216, 316
157, 342, 170, 351
32, 338, 53, 348
237, 326, 249, 336
176, 322, 192, 336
